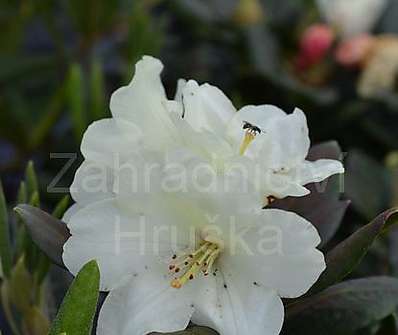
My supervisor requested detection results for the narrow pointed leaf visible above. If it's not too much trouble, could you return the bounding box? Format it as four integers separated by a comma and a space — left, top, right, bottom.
0, 181, 12, 277
66, 63, 86, 141
90, 60, 106, 120
308, 208, 398, 295
25, 161, 39, 203
29, 86, 65, 149
48, 260, 100, 335
14, 205, 70, 268
8, 256, 33, 314
17, 181, 27, 205
22, 306, 50, 335
52, 195, 70, 219
284, 277, 398, 335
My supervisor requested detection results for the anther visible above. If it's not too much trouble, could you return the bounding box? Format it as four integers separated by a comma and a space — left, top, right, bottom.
171, 279, 182, 289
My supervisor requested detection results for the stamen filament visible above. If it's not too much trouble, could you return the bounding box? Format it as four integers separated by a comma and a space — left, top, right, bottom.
203, 249, 219, 275
170, 241, 221, 289
239, 132, 255, 155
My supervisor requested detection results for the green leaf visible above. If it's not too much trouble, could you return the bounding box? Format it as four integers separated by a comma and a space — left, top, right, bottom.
284, 277, 398, 335
25, 161, 40, 204
14, 205, 70, 268
66, 63, 86, 141
1, 280, 21, 335
29, 85, 65, 148
52, 195, 70, 219
345, 150, 392, 219
374, 314, 398, 335
21, 306, 50, 335
16, 181, 27, 204
89, 60, 106, 121
307, 208, 398, 295
48, 260, 100, 335
0, 180, 12, 277
8, 256, 33, 313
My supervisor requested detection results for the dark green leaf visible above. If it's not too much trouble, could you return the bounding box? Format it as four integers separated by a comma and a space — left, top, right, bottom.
0, 180, 12, 277
345, 150, 392, 220
52, 195, 70, 220
66, 63, 86, 141
14, 205, 70, 268
374, 313, 398, 335
48, 260, 100, 335
8, 256, 33, 313
29, 85, 65, 149
284, 277, 398, 335
308, 208, 398, 295
17, 181, 27, 204
25, 161, 40, 204
21, 306, 50, 335
89, 60, 106, 121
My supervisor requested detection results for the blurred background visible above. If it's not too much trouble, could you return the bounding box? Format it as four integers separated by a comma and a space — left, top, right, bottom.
1, 0, 398, 333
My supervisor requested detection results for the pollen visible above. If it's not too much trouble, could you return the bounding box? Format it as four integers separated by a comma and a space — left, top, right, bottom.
169, 241, 221, 289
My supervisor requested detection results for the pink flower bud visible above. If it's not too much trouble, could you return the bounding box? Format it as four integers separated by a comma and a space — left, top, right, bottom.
296, 24, 335, 71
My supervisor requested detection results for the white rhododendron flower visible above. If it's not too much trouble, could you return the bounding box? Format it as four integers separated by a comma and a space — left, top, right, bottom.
69, 56, 343, 209
316, 0, 387, 38
174, 79, 344, 200
63, 186, 325, 335
63, 55, 341, 335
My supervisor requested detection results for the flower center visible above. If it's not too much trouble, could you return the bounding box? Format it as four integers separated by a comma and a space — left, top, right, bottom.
169, 241, 221, 289
239, 121, 261, 155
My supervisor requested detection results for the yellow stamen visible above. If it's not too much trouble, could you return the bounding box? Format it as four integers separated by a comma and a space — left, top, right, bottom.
203, 249, 219, 275
169, 242, 220, 289
239, 132, 256, 155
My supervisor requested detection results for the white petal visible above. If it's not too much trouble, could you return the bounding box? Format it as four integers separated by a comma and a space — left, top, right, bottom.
181, 80, 236, 132
63, 198, 187, 291
221, 209, 325, 298
69, 160, 114, 206
225, 104, 286, 149
298, 159, 345, 185
110, 56, 178, 147
97, 272, 195, 335
228, 104, 286, 133
259, 108, 310, 170
80, 118, 142, 167
62, 203, 81, 223
262, 171, 311, 198
191, 274, 284, 335
167, 109, 235, 162
174, 78, 187, 102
